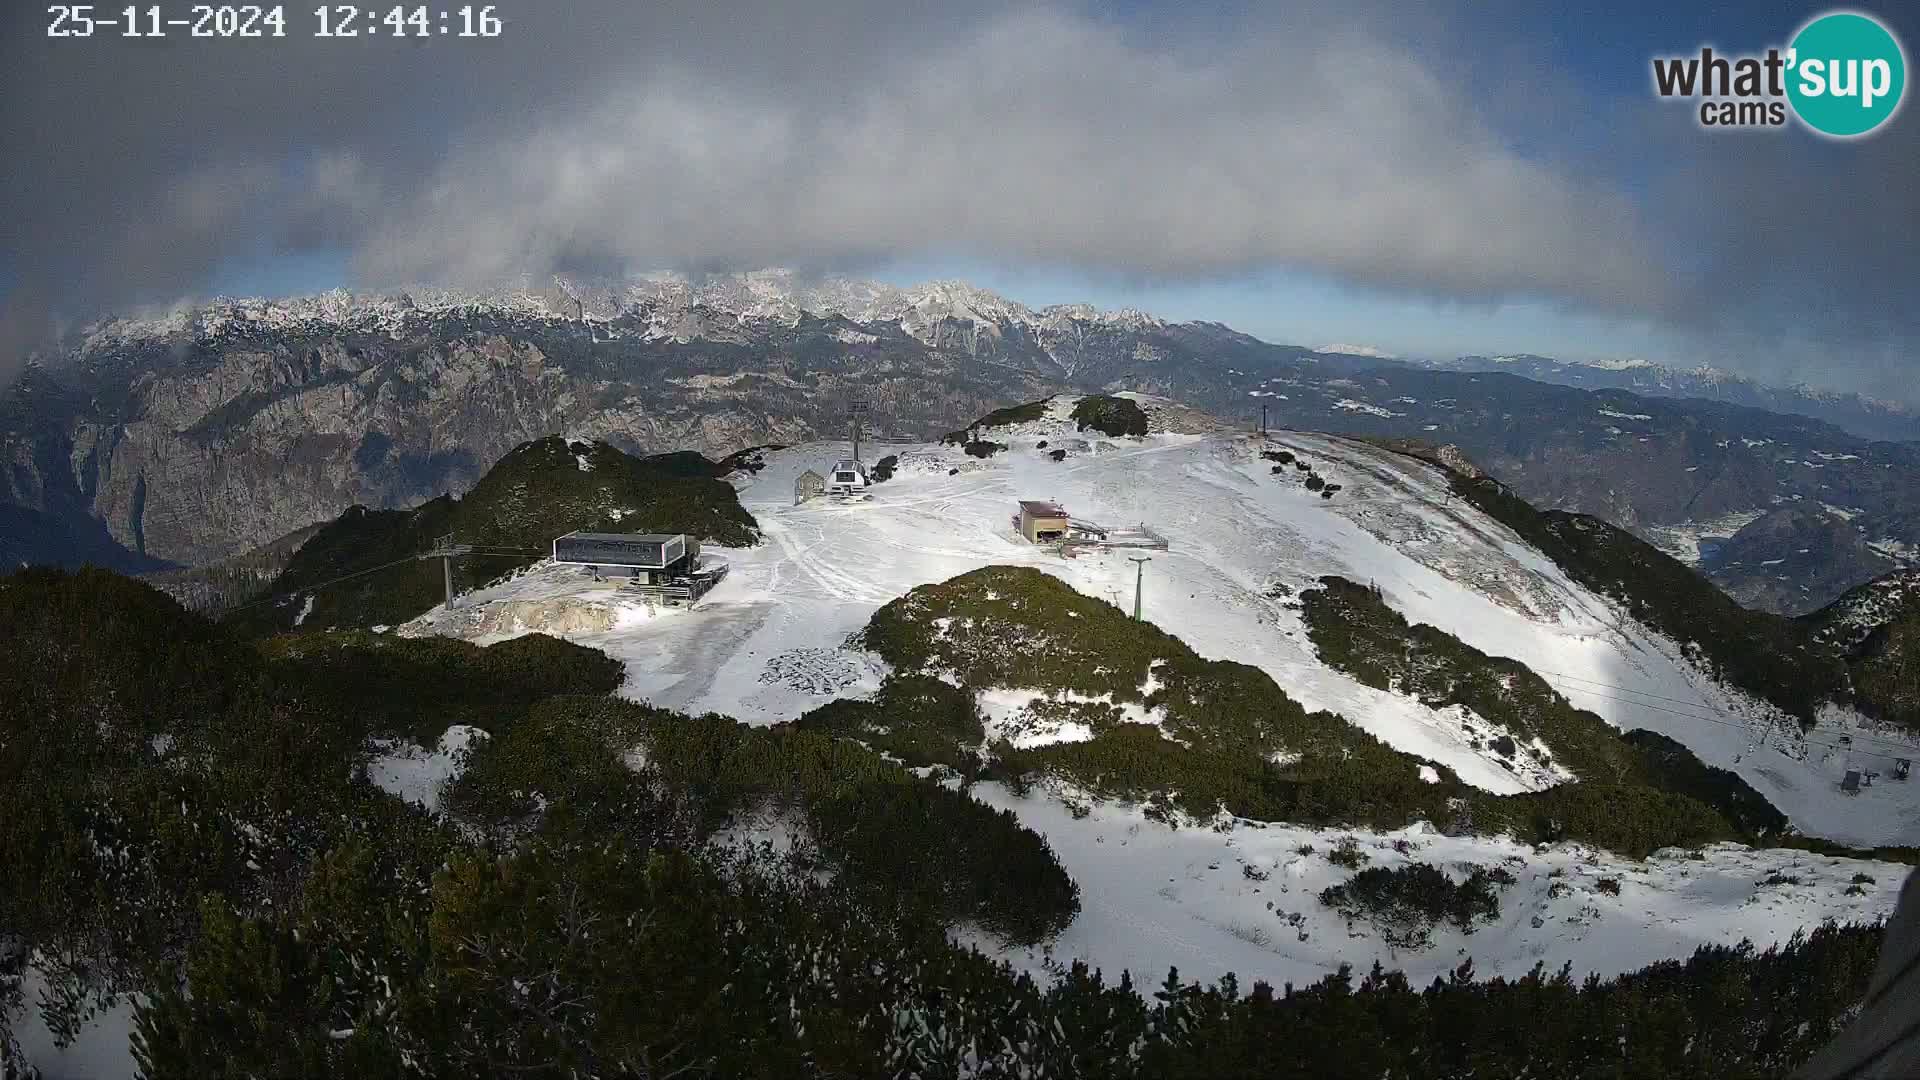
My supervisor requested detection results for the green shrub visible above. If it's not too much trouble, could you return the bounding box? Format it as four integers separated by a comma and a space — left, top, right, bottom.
1840, 608, 1920, 732
1473, 780, 1734, 858
942, 398, 1053, 442
1801, 575, 1920, 732
1301, 575, 1646, 782
1774, 835, 1920, 865
440, 695, 668, 839
454, 699, 1081, 944
1070, 395, 1149, 437
807, 782, 1078, 944
793, 675, 984, 770
1622, 730, 1788, 840
1328, 837, 1370, 869
1318, 863, 1502, 949
261, 630, 626, 742
0, 568, 462, 1041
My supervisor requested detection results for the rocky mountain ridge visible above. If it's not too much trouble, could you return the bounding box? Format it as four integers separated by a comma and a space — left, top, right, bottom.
4, 271, 1916, 614
68, 271, 1172, 358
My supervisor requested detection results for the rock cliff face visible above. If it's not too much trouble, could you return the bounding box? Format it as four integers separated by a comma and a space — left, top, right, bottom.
4, 273, 1916, 613
2, 301, 1061, 568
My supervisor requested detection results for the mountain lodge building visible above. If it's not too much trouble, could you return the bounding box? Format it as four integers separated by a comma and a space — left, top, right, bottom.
1017, 500, 1071, 543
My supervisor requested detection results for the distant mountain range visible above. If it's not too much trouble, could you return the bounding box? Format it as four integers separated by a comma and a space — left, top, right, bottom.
3, 270, 1915, 614
1416, 353, 1920, 444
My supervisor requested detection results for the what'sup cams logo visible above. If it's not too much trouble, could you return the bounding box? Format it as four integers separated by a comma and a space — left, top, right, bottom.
1652, 10, 1907, 137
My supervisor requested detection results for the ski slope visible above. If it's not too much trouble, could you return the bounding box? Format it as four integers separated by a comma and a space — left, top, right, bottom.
412, 396, 1920, 844
398, 395, 1920, 989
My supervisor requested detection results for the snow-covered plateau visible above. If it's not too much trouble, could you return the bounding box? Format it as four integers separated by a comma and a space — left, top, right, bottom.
392, 394, 1919, 992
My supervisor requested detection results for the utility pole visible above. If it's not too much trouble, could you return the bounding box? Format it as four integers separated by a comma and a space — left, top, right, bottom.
1129, 556, 1152, 621
849, 399, 871, 466
1260, 402, 1268, 435
419, 532, 474, 610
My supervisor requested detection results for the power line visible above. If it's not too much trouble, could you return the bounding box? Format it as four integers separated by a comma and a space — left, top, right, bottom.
221, 546, 550, 618
1543, 670, 1920, 756
1544, 678, 1763, 731
1540, 676, 1918, 759
222, 555, 421, 612
222, 545, 553, 616
1537, 669, 1736, 717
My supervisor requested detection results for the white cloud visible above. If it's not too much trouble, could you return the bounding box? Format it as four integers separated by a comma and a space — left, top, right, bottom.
4, 1, 1912, 400
351, 10, 1664, 313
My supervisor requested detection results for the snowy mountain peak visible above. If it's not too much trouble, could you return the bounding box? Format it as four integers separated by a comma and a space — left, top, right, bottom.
66, 270, 1195, 356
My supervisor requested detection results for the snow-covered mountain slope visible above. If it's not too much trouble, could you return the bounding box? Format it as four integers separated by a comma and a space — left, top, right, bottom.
411, 395, 1920, 841
394, 395, 1919, 988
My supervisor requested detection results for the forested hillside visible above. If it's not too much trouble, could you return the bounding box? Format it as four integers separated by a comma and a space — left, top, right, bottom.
227, 436, 759, 634
0, 566, 1899, 1078
1804, 571, 1920, 733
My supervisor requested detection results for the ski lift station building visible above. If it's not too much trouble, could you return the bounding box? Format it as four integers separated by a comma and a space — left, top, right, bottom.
1017, 500, 1071, 543
827, 458, 869, 495
551, 531, 694, 581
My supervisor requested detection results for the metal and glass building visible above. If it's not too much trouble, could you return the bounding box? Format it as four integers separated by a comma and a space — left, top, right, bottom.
551, 532, 690, 572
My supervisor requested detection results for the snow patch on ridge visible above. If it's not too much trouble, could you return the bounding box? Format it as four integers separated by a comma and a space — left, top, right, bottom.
367, 724, 488, 812
978, 687, 1168, 749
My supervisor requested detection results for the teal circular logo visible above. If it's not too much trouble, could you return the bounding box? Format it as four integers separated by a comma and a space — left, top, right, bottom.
1787, 11, 1907, 137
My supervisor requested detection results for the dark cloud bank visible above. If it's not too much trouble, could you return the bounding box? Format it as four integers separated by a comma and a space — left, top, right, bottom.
1, 2, 1914, 399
